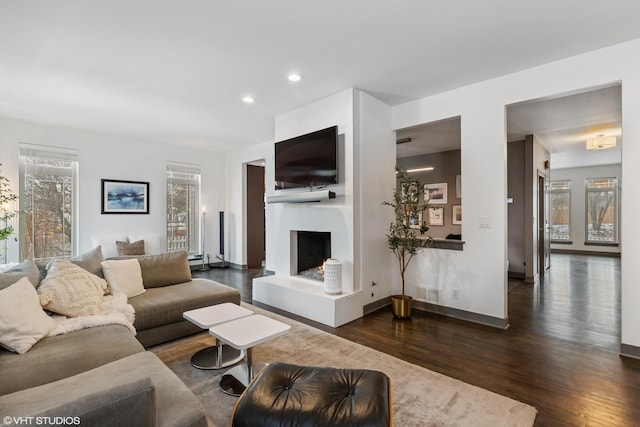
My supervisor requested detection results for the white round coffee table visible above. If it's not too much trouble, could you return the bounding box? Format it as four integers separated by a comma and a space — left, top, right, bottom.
183, 303, 253, 370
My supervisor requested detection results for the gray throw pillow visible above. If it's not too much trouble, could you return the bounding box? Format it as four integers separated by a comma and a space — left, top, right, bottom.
116, 240, 145, 256
0, 260, 41, 290
70, 246, 105, 278
137, 251, 192, 288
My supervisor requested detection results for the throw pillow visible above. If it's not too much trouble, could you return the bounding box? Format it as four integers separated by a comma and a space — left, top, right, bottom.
91, 235, 128, 259
129, 234, 162, 255
37, 259, 108, 317
116, 240, 145, 256
101, 259, 145, 298
0, 259, 41, 290
137, 251, 192, 288
0, 277, 56, 354
70, 246, 105, 278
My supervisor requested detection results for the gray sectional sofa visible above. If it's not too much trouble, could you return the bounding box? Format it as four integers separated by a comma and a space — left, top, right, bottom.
0, 250, 241, 426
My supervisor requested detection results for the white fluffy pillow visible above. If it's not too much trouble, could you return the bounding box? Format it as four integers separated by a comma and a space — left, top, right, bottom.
0, 277, 56, 354
38, 259, 109, 317
101, 259, 145, 298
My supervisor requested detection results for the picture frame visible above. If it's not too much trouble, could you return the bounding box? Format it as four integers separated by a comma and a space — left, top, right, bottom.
402, 181, 419, 203
101, 179, 149, 214
452, 205, 462, 225
406, 211, 422, 229
425, 183, 447, 204
456, 174, 462, 198
428, 207, 444, 226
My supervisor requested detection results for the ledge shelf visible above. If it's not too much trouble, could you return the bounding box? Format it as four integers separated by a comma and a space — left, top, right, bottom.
266, 190, 335, 204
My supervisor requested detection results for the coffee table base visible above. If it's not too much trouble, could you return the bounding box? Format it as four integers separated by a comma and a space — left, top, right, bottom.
219, 362, 267, 396
190, 345, 244, 370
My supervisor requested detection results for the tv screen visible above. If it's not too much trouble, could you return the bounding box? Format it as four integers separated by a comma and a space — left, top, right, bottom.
275, 126, 338, 190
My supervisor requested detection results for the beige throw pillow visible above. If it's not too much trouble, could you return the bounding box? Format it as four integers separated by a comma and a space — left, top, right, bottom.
116, 240, 145, 256
101, 259, 145, 298
0, 277, 56, 354
37, 259, 108, 317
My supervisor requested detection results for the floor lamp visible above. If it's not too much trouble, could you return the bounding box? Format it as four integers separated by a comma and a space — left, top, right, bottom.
200, 203, 210, 271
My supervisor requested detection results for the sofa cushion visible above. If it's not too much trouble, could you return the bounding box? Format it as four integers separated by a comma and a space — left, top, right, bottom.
0, 277, 56, 354
137, 251, 192, 288
37, 259, 109, 317
129, 278, 241, 331
2, 377, 157, 427
70, 245, 105, 278
101, 258, 146, 298
0, 259, 40, 290
0, 324, 144, 396
0, 352, 207, 427
117, 239, 145, 256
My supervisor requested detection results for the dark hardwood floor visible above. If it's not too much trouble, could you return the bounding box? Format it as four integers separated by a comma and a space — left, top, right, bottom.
194, 254, 640, 426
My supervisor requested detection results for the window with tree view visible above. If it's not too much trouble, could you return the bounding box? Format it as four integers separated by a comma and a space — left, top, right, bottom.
550, 180, 571, 241
167, 164, 200, 255
585, 177, 618, 244
20, 146, 78, 260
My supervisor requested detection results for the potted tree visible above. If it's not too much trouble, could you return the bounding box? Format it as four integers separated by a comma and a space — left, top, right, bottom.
384, 167, 432, 318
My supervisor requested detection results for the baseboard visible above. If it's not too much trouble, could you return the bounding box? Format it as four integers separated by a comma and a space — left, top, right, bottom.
366, 297, 508, 329
620, 344, 640, 359
508, 271, 525, 280
363, 298, 390, 315
412, 300, 509, 329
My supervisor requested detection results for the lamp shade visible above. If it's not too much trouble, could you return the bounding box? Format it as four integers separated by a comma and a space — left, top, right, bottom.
586, 135, 616, 150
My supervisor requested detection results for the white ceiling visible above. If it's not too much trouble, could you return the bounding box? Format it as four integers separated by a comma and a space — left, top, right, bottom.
1, 1, 639, 152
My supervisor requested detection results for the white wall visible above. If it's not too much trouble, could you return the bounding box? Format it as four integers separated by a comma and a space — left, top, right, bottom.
268, 89, 356, 291
0, 116, 226, 261
551, 164, 622, 254
354, 91, 395, 303
392, 37, 640, 346
224, 140, 273, 268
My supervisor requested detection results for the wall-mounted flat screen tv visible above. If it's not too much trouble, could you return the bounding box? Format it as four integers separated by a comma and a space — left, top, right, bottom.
274, 125, 338, 190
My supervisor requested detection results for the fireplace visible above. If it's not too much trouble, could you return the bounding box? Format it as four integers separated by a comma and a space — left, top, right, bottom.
296, 231, 331, 281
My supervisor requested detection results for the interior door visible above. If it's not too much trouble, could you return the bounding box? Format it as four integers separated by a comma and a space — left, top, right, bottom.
246, 164, 265, 268
538, 173, 551, 274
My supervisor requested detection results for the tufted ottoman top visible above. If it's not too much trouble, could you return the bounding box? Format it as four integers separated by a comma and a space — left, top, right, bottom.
231, 362, 392, 427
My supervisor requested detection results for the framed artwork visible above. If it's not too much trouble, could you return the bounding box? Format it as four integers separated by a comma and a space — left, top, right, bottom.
101, 179, 149, 214
428, 207, 444, 226
402, 181, 419, 203
425, 183, 447, 204
406, 211, 422, 229
456, 174, 462, 198
452, 205, 462, 225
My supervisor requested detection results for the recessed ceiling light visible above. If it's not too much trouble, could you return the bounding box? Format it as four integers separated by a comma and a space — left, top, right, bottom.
288, 73, 302, 82
242, 96, 255, 104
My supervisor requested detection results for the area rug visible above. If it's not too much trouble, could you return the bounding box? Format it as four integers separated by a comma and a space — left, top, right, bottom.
151, 304, 537, 427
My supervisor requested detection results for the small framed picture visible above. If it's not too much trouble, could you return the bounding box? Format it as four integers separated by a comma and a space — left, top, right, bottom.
425, 183, 447, 204
428, 207, 444, 226
405, 212, 422, 229
402, 181, 419, 203
101, 179, 149, 214
452, 205, 462, 225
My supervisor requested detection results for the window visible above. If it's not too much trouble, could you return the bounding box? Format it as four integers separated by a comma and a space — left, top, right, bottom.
19, 145, 78, 260
550, 180, 571, 241
167, 163, 201, 255
585, 177, 618, 244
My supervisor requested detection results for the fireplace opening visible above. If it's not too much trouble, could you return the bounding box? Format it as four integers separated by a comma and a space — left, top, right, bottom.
297, 231, 331, 281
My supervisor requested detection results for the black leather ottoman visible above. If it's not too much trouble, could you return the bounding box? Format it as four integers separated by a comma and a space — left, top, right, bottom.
231, 362, 392, 427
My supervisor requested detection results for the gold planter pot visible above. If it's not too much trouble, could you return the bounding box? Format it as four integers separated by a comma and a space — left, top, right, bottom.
391, 295, 413, 319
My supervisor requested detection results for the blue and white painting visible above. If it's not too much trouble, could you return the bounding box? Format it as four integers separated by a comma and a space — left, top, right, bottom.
102, 180, 149, 214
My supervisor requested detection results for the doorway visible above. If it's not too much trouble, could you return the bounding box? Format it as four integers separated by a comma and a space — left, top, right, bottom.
246, 163, 265, 268
538, 172, 550, 276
